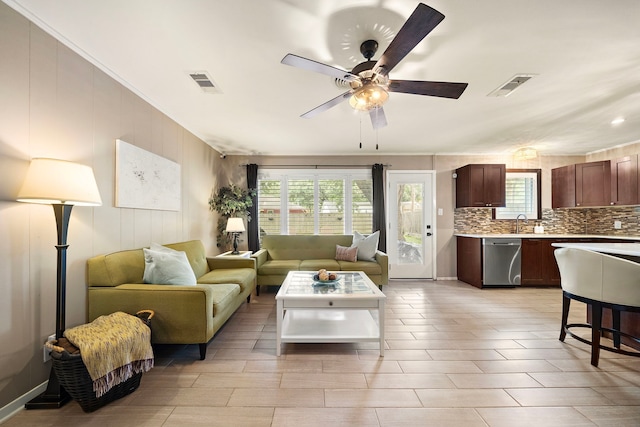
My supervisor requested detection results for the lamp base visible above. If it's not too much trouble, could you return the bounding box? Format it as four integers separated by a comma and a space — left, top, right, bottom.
25, 368, 71, 409
231, 232, 240, 254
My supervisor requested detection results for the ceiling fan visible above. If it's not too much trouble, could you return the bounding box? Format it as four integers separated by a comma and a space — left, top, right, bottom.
281, 3, 468, 129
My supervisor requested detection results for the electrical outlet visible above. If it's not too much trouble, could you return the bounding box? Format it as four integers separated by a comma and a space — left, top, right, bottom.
614, 220, 622, 229
43, 333, 55, 363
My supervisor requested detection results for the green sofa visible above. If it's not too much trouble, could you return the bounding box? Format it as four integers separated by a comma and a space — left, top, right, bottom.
86, 240, 256, 360
252, 234, 388, 293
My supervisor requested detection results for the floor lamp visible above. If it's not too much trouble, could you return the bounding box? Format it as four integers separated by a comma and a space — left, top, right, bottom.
17, 158, 102, 409
226, 217, 245, 255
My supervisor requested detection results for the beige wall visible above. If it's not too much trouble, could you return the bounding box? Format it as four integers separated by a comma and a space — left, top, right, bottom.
0, 4, 227, 410
587, 141, 640, 162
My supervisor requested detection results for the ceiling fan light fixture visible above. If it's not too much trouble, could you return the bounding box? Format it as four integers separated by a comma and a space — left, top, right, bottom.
349, 85, 389, 111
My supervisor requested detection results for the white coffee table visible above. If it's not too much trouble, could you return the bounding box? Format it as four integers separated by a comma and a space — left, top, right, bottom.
275, 271, 386, 356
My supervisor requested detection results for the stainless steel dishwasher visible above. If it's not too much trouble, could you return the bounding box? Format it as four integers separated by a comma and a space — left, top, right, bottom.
482, 238, 522, 286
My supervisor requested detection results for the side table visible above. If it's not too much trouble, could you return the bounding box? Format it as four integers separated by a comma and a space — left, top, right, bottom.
216, 250, 252, 258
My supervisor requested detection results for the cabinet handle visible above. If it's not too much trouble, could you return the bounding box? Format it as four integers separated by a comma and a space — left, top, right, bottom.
329, 301, 333, 306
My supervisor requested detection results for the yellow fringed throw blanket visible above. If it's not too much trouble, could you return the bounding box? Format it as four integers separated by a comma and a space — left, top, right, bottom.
64, 312, 154, 398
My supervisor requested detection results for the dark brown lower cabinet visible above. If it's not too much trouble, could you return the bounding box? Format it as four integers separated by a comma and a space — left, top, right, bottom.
521, 239, 565, 286
456, 236, 482, 288
587, 308, 640, 351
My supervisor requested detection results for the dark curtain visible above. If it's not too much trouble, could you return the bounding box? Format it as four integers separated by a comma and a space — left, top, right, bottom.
246, 163, 259, 252
372, 163, 387, 252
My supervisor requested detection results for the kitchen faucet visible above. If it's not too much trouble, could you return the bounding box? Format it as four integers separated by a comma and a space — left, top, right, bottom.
515, 214, 528, 234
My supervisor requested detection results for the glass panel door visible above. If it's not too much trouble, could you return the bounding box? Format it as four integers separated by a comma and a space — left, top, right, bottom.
387, 171, 435, 279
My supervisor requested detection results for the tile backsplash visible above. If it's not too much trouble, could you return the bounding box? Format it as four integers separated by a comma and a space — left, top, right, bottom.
454, 206, 640, 236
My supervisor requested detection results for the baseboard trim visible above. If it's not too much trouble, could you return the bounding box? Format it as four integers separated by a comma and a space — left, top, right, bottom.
436, 277, 458, 281
0, 381, 48, 423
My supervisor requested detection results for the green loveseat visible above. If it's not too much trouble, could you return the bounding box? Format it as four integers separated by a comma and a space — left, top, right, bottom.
252, 234, 388, 293
86, 240, 256, 360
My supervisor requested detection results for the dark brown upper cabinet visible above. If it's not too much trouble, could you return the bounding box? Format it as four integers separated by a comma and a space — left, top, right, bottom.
552, 160, 613, 208
552, 164, 575, 208
575, 160, 611, 207
611, 155, 638, 206
455, 164, 506, 208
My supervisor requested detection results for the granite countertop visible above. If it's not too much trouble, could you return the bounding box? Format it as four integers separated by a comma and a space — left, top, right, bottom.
454, 233, 640, 240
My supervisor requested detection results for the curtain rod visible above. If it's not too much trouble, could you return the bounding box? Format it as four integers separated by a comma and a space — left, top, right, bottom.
239, 164, 391, 169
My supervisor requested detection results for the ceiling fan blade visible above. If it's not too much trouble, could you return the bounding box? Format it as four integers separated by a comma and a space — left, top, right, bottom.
282, 54, 359, 82
389, 80, 468, 99
369, 107, 387, 130
374, 3, 445, 76
301, 90, 353, 118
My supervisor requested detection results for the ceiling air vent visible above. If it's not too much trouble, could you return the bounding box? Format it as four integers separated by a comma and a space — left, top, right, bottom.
487, 74, 535, 97
189, 71, 221, 94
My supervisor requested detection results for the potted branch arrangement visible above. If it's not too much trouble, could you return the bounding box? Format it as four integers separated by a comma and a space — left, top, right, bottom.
208, 184, 256, 251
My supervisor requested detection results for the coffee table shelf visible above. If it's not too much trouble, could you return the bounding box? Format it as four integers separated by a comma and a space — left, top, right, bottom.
276, 271, 385, 356
281, 309, 381, 342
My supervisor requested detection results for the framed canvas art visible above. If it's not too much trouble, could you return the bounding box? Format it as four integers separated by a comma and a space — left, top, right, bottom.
115, 139, 181, 211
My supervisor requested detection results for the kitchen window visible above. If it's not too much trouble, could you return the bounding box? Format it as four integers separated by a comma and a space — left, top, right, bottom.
494, 169, 541, 220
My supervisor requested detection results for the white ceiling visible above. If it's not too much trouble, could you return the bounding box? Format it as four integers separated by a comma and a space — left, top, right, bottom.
6, 0, 640, 156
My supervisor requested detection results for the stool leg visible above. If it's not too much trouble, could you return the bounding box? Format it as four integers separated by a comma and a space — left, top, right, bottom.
559, 293, 570, 342
591, 303, 602, 367
612, 309, 621, 349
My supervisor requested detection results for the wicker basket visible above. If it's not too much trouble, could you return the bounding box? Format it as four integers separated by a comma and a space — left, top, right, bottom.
49, 310, 154, 412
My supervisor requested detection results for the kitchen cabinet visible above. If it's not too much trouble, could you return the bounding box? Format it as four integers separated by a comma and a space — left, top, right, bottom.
455, 164, 505, 208
611, 155, 638, 206
552, 160, 612, 208
521, 238, 568, 286
551, 165, 575, 208
575, 160, 611, 207
456, 236, 482, 288
600, 309, 640, 351
457, 236, 632, 289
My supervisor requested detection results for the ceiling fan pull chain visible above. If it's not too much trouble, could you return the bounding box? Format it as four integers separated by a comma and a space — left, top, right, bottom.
359, 116, 363, 149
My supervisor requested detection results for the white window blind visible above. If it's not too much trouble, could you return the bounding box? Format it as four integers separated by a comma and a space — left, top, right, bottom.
495, 171, 539, 219
257, 169, 373, 236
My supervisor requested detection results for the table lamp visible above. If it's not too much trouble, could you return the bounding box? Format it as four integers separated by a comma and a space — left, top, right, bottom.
225, 217, 245, 255
18, 158, 102, 409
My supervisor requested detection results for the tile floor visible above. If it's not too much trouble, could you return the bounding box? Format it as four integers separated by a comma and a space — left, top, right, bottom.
4, 280, 640, 426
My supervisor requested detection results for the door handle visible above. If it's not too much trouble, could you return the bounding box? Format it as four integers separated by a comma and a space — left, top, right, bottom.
426, 232, 432, 237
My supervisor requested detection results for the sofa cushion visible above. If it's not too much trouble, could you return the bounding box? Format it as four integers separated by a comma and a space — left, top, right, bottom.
261, 235, 353, 260
165, 240, 210, 278
335, 245, 358, 262
300, 259, 340, 271
338, 260, 382, 277
198, 268, 255, 293
142, 247, 197, 285
199, 283, 241, 317
351, 231, 380, 262
259, 259, 302, 275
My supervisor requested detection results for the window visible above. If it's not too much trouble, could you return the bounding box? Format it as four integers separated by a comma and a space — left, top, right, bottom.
257, 169, 373, 236
494, 169, 541, 220
257, 179, 281, 236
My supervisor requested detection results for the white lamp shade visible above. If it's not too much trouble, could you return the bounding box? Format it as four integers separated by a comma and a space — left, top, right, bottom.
225, 217, 245, 233
17, 158, 102, 206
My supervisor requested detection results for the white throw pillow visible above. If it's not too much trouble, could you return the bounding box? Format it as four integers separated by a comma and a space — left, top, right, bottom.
351, 230, 380, 262
143, 245, 197, 285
